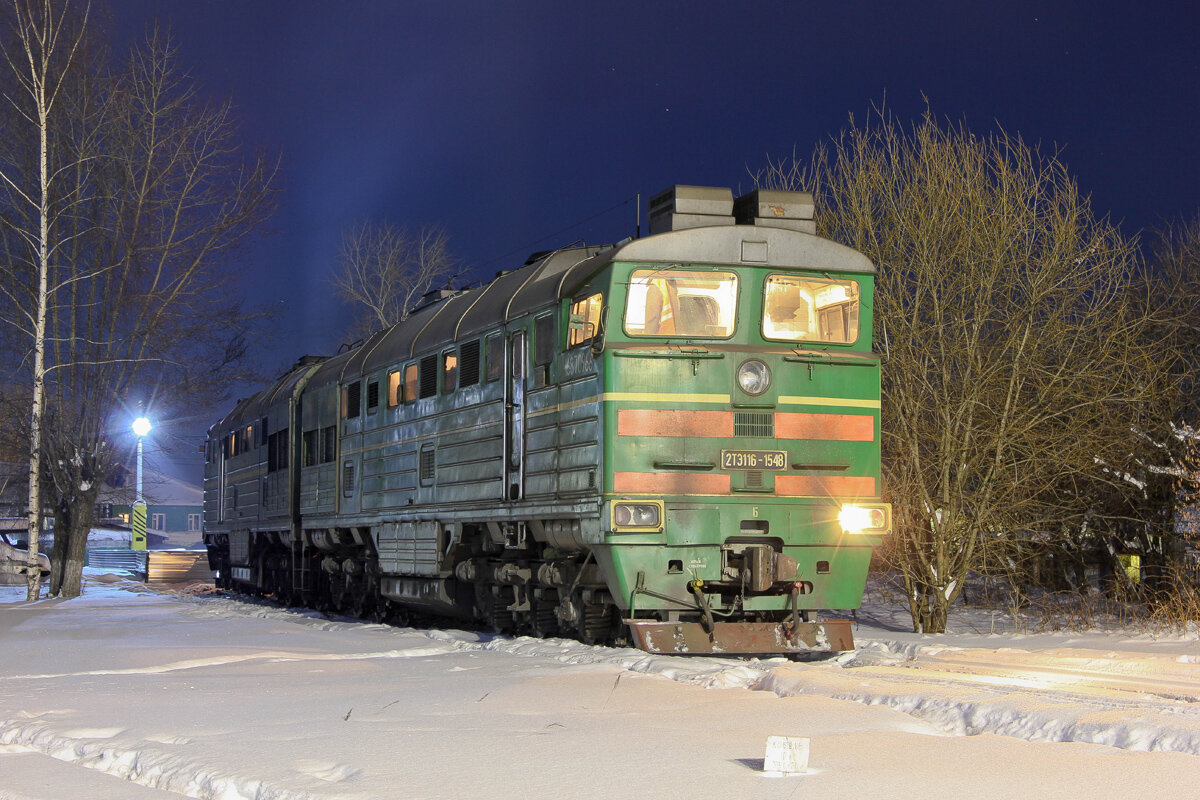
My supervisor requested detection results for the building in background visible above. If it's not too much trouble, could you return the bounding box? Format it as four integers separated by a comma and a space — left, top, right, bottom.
103, 466, 204, 550
0, 461, 54, 553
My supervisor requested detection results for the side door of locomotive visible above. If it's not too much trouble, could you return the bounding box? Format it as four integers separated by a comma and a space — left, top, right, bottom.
338, 379, 364, 516
504, 328, 526, 501
215, 432, 227, 523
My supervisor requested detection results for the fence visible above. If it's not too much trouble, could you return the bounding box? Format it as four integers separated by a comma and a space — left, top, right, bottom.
86, 549, 147, 575
86, 549, 214, 585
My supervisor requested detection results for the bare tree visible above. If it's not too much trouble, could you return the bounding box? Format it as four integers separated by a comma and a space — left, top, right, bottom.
332, 221, 456, 341
0, 9, 276, 598
0, 0, 90, 601
758, 105, 1178, 632
1148, 214, 1200, 421
42, 26, 274, 598
1138, 214, 1200, 577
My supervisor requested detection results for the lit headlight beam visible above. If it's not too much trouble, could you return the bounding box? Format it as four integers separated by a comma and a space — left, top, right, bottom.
839, 503, 889, 534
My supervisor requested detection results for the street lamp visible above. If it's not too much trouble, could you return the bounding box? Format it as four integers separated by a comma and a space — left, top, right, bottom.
131, 416, 151, 551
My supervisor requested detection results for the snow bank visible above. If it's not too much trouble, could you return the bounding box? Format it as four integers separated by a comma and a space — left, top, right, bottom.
3, 579, 1200, 799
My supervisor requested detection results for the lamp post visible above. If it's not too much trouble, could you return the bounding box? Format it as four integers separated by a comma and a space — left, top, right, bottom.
131, 416, 151, 551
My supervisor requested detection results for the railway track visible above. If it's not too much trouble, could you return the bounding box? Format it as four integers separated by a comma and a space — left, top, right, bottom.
755, 642, 1200, 753
850, 645, 1200, 704
181, 588, 1200, 753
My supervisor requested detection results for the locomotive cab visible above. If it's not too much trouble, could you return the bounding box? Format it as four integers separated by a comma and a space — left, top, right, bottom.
584, 190, 890, 652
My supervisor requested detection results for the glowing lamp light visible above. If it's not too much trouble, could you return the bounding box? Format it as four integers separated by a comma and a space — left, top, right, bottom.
130, 415, 152, 553
839, 504, 888, 534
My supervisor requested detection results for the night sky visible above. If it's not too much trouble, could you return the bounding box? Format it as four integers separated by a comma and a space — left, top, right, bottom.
102, 1, 1198, 468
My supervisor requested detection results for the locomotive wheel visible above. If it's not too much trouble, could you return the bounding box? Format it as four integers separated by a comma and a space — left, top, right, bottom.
367, 599, 393, 624
349, 595, 368, 618
579, 615, 610, 645
488, 602, 515, 634
351, 592, 379, 620
477, 584, 515, 634
579, 596, 613, 645
330, 576, 355, 614
312, 586, 334, 614
530, 591, 561, 638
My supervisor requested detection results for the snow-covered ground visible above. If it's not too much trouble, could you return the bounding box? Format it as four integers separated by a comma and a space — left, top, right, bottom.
3, 574, 1199, 799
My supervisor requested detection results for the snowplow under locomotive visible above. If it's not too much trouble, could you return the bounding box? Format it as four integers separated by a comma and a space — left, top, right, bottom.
203, 185, 891, 654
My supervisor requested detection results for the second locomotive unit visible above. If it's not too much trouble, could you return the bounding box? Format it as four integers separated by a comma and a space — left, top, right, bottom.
203, 185, 891, 654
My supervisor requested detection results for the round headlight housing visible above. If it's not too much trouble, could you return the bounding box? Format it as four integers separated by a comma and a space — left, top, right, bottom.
613, 502, 662, 529
737, 359, 771, 396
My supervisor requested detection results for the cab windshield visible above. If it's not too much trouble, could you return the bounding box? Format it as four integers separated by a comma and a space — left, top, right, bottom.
624, 268, 737, 338
762, 274, 860, 344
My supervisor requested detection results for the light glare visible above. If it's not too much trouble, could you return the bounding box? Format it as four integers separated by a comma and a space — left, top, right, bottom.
839, 504, 872, 533
839, 504, 887, 533
132, 417, 152, 438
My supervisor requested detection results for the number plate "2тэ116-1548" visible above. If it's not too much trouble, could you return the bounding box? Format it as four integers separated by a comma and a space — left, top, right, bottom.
720, 449, 787, 470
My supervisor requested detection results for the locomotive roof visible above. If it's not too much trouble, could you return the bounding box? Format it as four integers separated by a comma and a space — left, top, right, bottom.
210, 356, 326, 436
208, 224, 875, 437
610, 223, 874, 276
348, 244, 612, 378
297, 224, 876, 387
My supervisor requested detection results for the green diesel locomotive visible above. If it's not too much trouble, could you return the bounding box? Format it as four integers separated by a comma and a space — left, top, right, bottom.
203, 185, 890, 654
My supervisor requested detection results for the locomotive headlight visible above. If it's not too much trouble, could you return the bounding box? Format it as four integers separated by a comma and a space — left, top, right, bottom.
737, 359, 771, 396
611, 500, 664, 531
839, 503, 892, 534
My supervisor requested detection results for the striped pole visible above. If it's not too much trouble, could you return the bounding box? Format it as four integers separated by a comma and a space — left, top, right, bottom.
132, 501, 147, 551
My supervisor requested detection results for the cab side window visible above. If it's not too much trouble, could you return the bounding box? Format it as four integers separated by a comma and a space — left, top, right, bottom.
341, 382, 361, 419
442, 348, 458, 394
568, 293, 603, 348
388, 369, 402, 407
403, 363, 418, 404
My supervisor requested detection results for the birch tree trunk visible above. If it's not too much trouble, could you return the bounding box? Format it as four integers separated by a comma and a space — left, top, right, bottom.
0, 0, 89, 601
4, 8, 273, 600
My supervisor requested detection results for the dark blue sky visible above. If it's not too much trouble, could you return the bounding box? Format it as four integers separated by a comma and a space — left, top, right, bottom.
105, 1, 1198, 470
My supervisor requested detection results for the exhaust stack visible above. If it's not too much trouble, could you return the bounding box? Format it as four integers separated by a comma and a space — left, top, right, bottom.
734, 189, 816, 234
648, 185, 735, 234
647, 185, 816, 234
